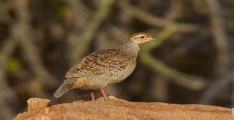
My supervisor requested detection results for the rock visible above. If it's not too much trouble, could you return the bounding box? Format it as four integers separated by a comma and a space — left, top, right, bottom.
15, 97, 232, 120
27, 98, 51, 111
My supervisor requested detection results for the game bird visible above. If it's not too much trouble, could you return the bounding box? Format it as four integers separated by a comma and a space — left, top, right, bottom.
54, 32, 155, 101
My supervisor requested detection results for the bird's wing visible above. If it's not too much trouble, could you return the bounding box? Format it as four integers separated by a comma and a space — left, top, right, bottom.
65, 49, 126, 78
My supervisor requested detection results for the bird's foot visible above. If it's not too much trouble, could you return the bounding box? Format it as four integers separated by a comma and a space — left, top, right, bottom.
99, 88, 109, 101
90, 91, 96, 101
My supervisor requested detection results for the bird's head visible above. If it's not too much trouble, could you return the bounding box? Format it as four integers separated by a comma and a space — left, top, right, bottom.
129, 32, 155, 45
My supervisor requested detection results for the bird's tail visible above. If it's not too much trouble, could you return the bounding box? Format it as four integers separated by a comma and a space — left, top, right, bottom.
53, 78, 76, 98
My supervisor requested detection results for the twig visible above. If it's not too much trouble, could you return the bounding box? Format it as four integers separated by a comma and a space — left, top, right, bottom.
150, 1, 182, 101
12, 0, 56, 86
206, 0, 230, 76
0, 38, 17, 120
164, 0, 182, 20
120, 1, 201, 33
199, 74, 232, 104
150, 76, 169, 101
191, 0, 208, 15
0, 1, 14, 24
140, 25, 207, 90
72, 0, 115, 61
65, 0, 91, 64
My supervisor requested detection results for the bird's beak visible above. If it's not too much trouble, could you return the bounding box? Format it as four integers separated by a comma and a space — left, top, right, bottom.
150, 38, 156, 41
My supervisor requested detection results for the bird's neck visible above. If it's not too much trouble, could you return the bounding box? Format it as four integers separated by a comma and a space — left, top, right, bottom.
118, 41, 140, 54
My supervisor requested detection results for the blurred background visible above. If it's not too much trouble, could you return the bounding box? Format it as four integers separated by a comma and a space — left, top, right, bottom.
0, 0, 233, 119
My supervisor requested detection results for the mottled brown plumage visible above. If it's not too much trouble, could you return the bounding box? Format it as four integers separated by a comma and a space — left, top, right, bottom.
54, 32, 155, 100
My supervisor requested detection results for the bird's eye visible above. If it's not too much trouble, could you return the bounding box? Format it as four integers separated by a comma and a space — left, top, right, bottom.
140, 36, 145, 38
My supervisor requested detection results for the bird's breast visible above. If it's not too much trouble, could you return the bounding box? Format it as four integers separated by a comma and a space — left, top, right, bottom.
106, 61, 136, 84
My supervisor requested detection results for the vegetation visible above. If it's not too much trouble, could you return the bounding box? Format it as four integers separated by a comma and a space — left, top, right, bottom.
0, 0, 233, 119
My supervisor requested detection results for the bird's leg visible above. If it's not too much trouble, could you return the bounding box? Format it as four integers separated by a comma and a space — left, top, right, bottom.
90, 91, 95, 101
99, 88, 109, 100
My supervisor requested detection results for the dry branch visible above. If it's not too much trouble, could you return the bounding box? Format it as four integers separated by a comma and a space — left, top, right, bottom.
0, 38, 17, 120
71, 0, 115, 61
165, 0, 182, 20
140, 25, 207, 90
65, 0, 91, 64
12, 0, 56, 86
206, 0, 230, 76
120, 1, 200, 33
199, 74, 232, 104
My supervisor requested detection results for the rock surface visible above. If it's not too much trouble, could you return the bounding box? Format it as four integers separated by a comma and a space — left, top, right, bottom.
15, 97, 232, 120
27, 98, 51, 111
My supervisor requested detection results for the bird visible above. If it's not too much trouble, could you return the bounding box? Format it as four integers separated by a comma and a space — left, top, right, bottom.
53, 32, 155, 101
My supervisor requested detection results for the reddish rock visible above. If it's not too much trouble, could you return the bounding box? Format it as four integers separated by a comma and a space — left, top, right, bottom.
14, 97, 233, 120
27, 98, 51, 111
